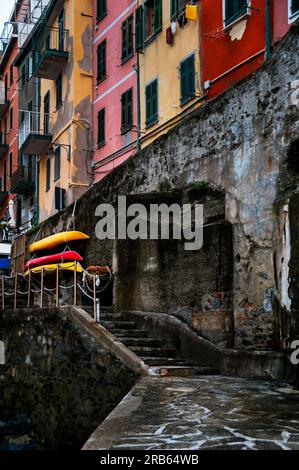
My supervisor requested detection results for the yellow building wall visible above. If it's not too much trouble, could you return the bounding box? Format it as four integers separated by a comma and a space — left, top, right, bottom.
139, 1, 202, 147
39, 0, 93, 222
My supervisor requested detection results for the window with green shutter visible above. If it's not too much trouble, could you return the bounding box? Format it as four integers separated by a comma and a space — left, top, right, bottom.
180, 54, 195, 105
145, 79, 158, 127
135, 5, 144, 51
171, 0, 188, 20
97, 108, 105, 146
97, 0, 107, 22
97, 40, 106, 83
56, 73, 63, 109
121, 88, 133, 133
122, 15, 134, 63
54, 147, 61, 181
46, 158, 51, 192
225, 0, 248, 27
143, 0, 162, 42
290, 0, 299, 16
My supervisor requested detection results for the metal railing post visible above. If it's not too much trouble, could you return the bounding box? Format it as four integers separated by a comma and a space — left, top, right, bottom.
40, 268, 44, 308
14, 274, 17, 310
1, 275, 4, 311
93, 275, 96, 322
73, 261, 77, 306
27, 270, 31, 308
56, 266, 59, 308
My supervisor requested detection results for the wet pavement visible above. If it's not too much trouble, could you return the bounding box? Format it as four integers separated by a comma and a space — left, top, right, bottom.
85, 375, 299, 450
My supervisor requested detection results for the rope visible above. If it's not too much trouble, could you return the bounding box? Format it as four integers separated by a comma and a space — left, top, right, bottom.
77, 282, 94, 301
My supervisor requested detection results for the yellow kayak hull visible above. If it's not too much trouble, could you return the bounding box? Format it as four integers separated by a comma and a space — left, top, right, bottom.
25, 262, 83, 276
29, 231, 89, 253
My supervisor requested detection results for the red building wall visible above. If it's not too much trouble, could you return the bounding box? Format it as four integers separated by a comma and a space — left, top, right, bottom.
92, 0, 137, 183
200, 0, 267, 100
273, 0, 299, 44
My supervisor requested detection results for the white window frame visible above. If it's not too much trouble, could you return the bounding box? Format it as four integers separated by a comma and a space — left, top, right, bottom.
222, 0, 251, 29
288, 0, 299, 24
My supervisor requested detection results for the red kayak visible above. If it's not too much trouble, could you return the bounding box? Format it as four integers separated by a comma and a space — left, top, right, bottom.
25, 251, 83, 271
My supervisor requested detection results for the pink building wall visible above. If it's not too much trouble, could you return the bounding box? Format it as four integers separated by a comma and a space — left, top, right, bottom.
93, 0, 137, 183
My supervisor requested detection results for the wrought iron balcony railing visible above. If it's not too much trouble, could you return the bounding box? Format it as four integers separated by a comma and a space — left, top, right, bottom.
33, 26, 69, 80
10, 164, 36, 195
19, 110, 52, 155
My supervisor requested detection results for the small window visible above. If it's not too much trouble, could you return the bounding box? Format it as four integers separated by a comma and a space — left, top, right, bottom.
56, 73, 63, 109
143, 0, 162, 42
3, 160, 7, 192
121, 88, 133, 133
97, 108, 105, 146
121, 15, 134, 63
170, 0, 188, 20
289, 0, 299, 20
180, 54, 195, 105
97, 0, 107, 22
26, 56, 33, 81
10, 64, 13, 86
54, 147, 61, 181
97, 40, 106, 83
9, 107, 13, 131
9, 152, 13, 177
46, 158, 51, 192
55, 187, 66, 211
145, 79, 158, 127
21, 64, 26, 88
224, 0, 248, 27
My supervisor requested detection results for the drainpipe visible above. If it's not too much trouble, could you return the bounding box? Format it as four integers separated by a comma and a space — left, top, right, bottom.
265, 0, 271, 59
35, 160, 39, 225
136, 51, 141, 154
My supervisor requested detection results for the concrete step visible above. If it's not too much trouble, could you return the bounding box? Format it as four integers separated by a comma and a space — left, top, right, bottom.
101, 320, 136, 330
111, 329, 149, 338
121, 337, 161, 347
141, 357, 195, 367
131, 346, 176, 357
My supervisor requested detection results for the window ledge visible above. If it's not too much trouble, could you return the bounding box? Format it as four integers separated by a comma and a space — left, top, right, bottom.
96, 76, 107, 86
97, 141, 106, 149
121, 126, 133, 135
144, 29, 162, 49
121, 52, 134, 65
96, 13, 107, 25
288, 11, 299, 23
145, 118, 159, 129
180, 94, 196, 107
56, 103, 63, 112
53, 176, 60, 183
223, 10, 250, 31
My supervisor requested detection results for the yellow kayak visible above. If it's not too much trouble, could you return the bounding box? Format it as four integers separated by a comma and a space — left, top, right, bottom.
29, 231, 90, 253
25, 262, 84, 276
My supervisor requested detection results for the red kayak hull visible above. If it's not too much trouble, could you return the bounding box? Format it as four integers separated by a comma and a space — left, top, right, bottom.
25, 251, 83, 271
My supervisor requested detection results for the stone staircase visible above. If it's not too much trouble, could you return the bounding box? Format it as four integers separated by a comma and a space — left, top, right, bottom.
84, 306, 219, 377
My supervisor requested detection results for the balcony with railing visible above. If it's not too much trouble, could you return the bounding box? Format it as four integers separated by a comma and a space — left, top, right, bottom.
10, 163, 36, 195
19, 110, 52, 155
18, 0, 51, 48
0, 82, 9, 119
33, 26, 69, 80
0, 131, 9, 159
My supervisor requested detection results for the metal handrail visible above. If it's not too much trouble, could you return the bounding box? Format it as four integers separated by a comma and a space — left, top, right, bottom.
18, 110, 52, 149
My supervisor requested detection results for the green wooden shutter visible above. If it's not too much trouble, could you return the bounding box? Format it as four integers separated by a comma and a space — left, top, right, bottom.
180, 55, 195, 104
97, 40, 106, 81
135, 5, 144, 51
291, 0, 299, 14
98, 108, 105, 145
146, 80, 158, 126
97, 0, 107, 21
121, 21, 127, 61
154, 0, 162, 34
188, 55, 195, 99
171, 0, 177, 20
128, 16, 133, 56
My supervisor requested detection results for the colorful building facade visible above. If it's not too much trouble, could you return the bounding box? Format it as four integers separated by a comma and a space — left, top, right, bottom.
15, 0, 93, 223
92, 0, 138, 182
137, 0, 202, 148
200, 0, 268, 100
273, 0, 299, 43
0, 2, 24, 235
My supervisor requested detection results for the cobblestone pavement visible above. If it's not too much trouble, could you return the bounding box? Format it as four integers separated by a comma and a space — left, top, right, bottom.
96, 376, 299, 450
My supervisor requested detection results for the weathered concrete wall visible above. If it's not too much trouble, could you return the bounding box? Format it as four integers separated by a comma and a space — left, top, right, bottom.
27, 23, 299, 351
0, 308, 136, 449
